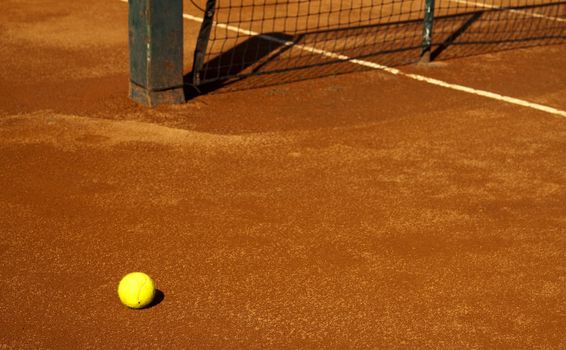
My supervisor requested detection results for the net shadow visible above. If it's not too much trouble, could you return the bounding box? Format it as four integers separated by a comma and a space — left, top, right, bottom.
186, 1, 566, 95
432, 1, 566, 60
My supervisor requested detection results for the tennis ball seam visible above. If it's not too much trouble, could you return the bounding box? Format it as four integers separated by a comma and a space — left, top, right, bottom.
138, 275, 147, 306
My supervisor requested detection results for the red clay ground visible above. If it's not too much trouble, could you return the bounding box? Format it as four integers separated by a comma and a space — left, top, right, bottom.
1, 0, 566, 348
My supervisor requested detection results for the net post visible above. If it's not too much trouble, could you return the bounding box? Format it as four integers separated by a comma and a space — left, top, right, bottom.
128, 0, 185, 106
420, 0, 436, 63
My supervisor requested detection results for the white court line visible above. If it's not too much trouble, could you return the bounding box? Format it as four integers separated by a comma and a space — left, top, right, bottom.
449, 0, 566, 23
120, 0, 566, 118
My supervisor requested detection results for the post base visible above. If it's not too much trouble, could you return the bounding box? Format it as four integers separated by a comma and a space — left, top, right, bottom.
129, 82, 185, 107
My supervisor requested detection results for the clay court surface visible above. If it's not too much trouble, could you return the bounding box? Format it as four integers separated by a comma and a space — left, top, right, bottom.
1, 0, 566, 348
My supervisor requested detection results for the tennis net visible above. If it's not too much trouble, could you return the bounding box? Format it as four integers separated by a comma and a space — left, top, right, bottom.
188, 0, 566, 89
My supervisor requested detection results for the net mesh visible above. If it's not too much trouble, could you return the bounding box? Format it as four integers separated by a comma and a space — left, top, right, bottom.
188, 0, 566, 89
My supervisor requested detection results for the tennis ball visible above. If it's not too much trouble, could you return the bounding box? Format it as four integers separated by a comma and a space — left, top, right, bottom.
117, 272, 156, 309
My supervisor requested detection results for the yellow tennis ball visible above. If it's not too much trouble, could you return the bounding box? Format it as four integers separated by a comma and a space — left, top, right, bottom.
117, 272, 156, 309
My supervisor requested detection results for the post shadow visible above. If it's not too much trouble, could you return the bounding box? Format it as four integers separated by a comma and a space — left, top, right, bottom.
430, 12, 484, 61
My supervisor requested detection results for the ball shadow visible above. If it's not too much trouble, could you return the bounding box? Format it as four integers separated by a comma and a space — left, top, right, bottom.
145, 289, 165, 309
